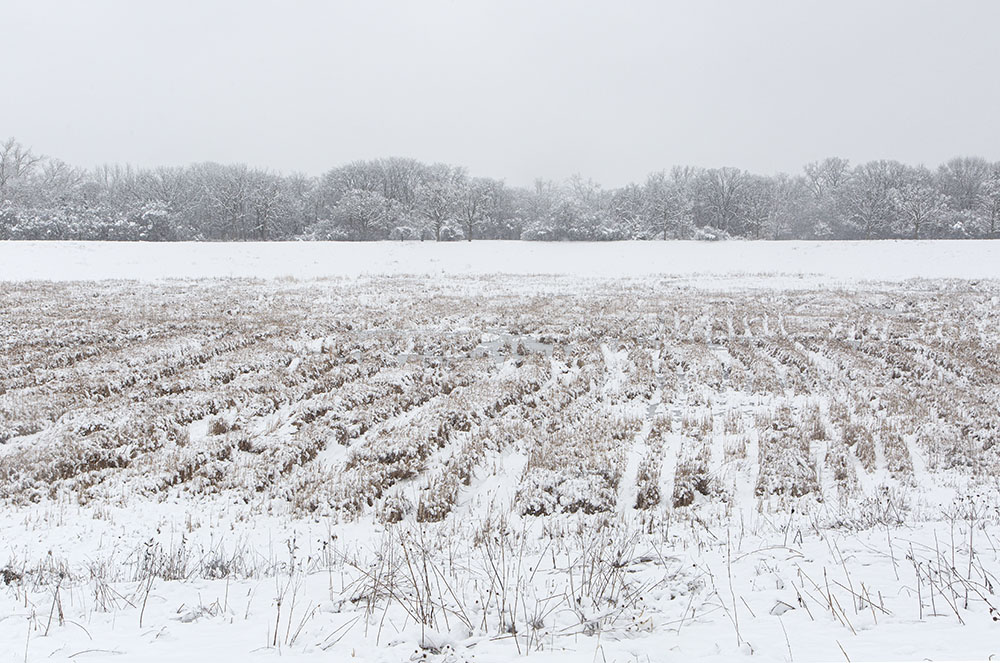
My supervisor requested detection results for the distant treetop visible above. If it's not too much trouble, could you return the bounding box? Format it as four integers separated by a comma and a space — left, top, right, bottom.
1, 139, 998, 241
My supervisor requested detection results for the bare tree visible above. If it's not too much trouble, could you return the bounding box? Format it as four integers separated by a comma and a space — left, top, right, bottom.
740, 175, 779, 240
840, 161, 906, 239
803, 157, 850, 199
0, 138, 44, 196
246, 169, 290, 240
644, 170, 695, 240
938, 156, 990, 212
701, 167, 746, 235
892, 167, 948, 239
458, 177, 495, 241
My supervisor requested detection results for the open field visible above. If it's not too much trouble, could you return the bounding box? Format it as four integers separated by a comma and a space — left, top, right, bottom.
3, 239, 1000, 282
2, 244, 1000, 662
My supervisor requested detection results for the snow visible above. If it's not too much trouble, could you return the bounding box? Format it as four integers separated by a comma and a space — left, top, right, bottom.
2, 242, 1000, 662
3, 503, 998, 663
1, 239, 1000, 282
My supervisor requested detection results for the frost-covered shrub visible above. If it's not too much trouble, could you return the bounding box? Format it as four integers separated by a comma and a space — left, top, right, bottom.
390, 225, 419, 240
692, 226, 730, 241
438, 225, 465, 242
0, 204, 17, 240
308, 218, 351, 240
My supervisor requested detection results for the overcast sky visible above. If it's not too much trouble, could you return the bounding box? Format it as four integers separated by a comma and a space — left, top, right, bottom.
3, 0, 999, 187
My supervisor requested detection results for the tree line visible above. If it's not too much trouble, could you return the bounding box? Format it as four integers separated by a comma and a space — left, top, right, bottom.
1, 137, 998, 242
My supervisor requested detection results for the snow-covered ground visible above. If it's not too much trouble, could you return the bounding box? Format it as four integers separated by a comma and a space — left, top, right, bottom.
2, 243, 1000, 662
2, 239, 1000, 282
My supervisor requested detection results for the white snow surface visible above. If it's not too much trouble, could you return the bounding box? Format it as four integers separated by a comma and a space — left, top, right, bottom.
2, 239, 1000, 282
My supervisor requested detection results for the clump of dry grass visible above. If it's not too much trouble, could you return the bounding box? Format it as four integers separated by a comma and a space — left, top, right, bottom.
755, 415, 818, 499
208, 416, 230, 435
672, 457, 713, 507
634, 457, 661, 510
843, 421, 877, 471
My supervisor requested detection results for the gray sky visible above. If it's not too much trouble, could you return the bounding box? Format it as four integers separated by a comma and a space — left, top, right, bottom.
3, 0, 999, 187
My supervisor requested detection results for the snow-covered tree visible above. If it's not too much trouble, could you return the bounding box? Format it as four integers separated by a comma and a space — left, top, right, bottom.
977, 168, 1000, 237
313, 189, 399, 240
415, 166, 464, 241
891, 167, 948, 239
643, 168, 696, 240
611, 183, 647, 239
839, 161, 907, 239
699, 167, 746, 235
457, 177, 498, 241
938, 156, 990, 212
0, 136, 997, 242
0, 138, 43, 199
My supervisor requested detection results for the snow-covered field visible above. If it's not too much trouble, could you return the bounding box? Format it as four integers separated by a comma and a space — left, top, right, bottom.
3, 239, 1000, 282
2, 242, 1000, 662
